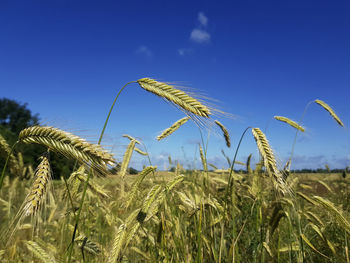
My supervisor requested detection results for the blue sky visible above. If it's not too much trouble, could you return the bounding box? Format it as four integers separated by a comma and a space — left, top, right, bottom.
1, 0, 349, 170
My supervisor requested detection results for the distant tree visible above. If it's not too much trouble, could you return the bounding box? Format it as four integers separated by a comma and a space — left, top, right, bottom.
0, 98, 74, 179
0, 98, 39, 136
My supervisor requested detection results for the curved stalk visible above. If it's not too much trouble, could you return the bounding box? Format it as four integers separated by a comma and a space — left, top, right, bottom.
226, 126, 252, 200
219, 127, 251, 262
67, 81, 135, 262
98, 81, 136, 144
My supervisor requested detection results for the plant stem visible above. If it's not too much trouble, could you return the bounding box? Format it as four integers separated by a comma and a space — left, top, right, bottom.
226, 126, 251, 203
98, 81, 136, 145
67, 81, 134, 262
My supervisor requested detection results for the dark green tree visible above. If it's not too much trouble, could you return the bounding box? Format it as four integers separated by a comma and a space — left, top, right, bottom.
0, 98, 39, 135
0, 98, 74, 179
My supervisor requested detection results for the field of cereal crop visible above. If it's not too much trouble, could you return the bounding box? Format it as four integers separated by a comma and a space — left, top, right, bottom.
0, 78, 349, 262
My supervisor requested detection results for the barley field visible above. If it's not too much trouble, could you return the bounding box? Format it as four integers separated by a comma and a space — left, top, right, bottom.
0, 78, 348, 263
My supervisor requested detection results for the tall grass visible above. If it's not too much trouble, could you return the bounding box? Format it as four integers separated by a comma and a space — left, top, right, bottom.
0, 78, 347, 262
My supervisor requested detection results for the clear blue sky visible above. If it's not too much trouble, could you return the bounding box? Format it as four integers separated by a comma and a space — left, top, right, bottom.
1, 0, 349, 170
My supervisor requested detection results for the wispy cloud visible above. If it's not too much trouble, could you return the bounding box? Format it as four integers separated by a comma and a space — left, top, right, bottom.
135, 45, 153, 57
190, 11, 211, 44
177, 48, 193, 56
198, 12, 208, 26
190, 29, 210, 43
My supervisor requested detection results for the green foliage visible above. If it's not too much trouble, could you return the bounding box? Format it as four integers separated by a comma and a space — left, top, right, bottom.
0, 98, 74, 179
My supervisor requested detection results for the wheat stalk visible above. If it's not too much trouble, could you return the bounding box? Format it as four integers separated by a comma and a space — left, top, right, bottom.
313, 195, 350, 234
314, 99, 344, 127
76, 172, 110, 198
274, 116, 305, 132
124, 166, 157, 209
108, 224, 127, 263
25, 240, 57, 263
108, 175, 183, 263
122, 134, 141, 144
62, 166, 84, 201
215, 120, 231, 147
137, 78, 211, 118
251, 128, 287, 195
19, 126, 115, 174
199, 145, 207, 171
134, 147, 147, 156
0, 134, 20, 175
208, 163, 218, 170
23, 151, 51, 217
157, 117, 190, 141
118, 139, 136, 178
144, 175, 184, 222
246, 154, 252, 174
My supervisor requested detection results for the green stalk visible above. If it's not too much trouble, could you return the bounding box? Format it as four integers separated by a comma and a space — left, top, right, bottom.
219, 127, 251, 262
226, 126, 251, 203
0, 142, 18, 191
67, 81, 134, 262
98, 81, 136, 144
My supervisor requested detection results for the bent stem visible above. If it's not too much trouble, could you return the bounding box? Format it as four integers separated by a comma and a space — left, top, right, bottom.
67, 81, 135, 262
98, 81, 136, 144
226, 126, 252, 201
0, 141, 18, 191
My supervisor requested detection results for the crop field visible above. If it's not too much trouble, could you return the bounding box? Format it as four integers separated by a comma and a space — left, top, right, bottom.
0, 78, 348, 262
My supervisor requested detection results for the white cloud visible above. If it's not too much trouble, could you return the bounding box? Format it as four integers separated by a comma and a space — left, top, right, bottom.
198, 12, 208, 26
135, 45, 152, 57
190, 29, 211, 43
189, 12, 210, 44
177, 48, 192, 56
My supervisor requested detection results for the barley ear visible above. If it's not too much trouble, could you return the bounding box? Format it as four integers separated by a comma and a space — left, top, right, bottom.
251, 128, 287, 195
314, 99, 344, 127
118, 140, 137, 178
157, 117, 190, 141
199, 145, 207, 171
124, 166, 157, 209
215, 120, 231, 147
134, 147, 148, 156
19, 126, 115, 174
23, 151, 51, 217
137, 78, 211, 118
209, 163, 218, 170
108, 224, 127, 263
274, 116, 305, 132
313, 195, 350, 234
246, 154, 252, 174
122, 134, 141, 144
0, 134, 20, 175
25, 240, 57, 263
